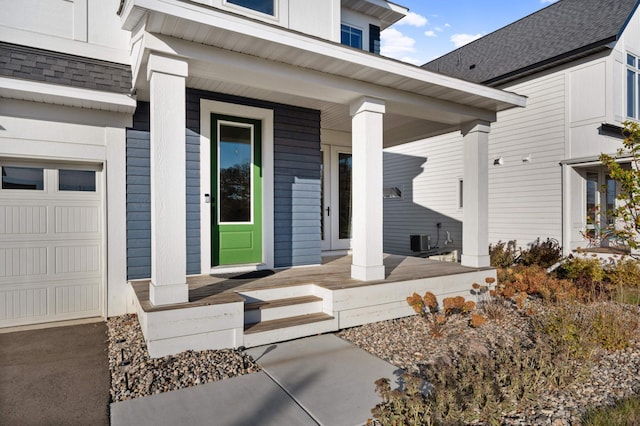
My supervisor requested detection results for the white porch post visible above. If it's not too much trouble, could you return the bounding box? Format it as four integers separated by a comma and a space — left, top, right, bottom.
350, 97, 385, 281
147, 53, 189, 305
461, 120, 491, 268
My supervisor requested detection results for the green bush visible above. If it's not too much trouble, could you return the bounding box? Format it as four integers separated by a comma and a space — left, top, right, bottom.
489, 240, 518, 268
518, 238, 562, 268
555, 257, 605, 282
583, 394, 640, 425
606, 258, 640, 288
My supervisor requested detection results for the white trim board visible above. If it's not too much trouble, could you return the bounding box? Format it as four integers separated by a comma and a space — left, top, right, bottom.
199, 99, 274, 273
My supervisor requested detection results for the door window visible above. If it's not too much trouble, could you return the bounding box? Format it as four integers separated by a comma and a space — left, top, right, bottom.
1, 166, 44, 190
218, 124, 253, 223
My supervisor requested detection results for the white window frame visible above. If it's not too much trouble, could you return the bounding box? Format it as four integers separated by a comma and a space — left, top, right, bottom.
626, 52, 640, 119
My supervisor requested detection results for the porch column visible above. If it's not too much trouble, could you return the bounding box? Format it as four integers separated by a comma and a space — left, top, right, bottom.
350, 97, 385, 281
461, 120, 491, 268
147, 53, 189, 305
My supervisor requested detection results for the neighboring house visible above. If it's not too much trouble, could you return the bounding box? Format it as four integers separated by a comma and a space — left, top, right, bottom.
0, 0, 526, 354
384, 0, 640, 259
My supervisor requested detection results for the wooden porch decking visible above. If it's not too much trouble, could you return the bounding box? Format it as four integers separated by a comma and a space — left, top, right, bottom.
131, 254, 493, 312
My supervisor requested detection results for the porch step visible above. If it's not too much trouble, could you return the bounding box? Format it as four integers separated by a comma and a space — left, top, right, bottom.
244, 295, 323, 325
243, 313, 337, 348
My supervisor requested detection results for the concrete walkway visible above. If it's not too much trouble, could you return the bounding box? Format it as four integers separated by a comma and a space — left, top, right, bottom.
111, 334, 402, 426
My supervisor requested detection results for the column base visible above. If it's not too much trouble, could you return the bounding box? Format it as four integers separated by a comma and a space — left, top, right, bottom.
149, 281, 189, 306
351, 264, 385, 282
461, 254, 491, 268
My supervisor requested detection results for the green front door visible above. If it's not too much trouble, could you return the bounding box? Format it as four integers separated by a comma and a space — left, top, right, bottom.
212, 114, 262, 266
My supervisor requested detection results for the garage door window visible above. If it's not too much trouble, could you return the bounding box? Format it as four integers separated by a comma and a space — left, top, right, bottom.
1, 166, 44, 190
59, 169, 96, 192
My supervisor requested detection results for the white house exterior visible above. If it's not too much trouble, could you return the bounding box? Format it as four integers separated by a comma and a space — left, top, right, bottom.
385, 0, 640, 258
0, 0, 527, 354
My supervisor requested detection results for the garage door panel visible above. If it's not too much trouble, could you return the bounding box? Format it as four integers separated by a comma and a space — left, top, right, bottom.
55, 244, 100, 274
0, 247, 48, 278
0, 165, 104, 327
54, 283, 100, 315
55, 206, 100, 234
0, 205, 47, 235
0, 286, 48, 321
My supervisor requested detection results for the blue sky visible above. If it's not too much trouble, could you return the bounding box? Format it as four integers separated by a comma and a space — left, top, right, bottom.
381, 0, 559, 65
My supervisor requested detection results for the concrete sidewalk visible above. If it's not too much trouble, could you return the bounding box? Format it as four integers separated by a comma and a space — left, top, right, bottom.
111, 334, 402, 426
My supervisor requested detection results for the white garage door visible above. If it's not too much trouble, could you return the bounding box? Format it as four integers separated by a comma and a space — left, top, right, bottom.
0, 164, 103, 327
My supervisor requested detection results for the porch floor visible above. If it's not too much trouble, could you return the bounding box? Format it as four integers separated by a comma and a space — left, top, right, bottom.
131, 254, 493, 313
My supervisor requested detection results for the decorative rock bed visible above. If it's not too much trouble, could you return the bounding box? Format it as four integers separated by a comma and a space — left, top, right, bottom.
107, 314, 261, 402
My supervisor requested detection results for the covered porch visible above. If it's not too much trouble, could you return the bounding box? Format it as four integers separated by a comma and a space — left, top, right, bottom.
119, 0, 525, 356
131, 254, 495, 357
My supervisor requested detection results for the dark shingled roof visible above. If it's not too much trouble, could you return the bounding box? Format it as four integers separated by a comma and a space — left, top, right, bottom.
423, 0, 639, 87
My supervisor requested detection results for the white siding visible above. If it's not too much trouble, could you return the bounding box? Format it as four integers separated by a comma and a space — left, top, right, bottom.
383, 132, 464, 256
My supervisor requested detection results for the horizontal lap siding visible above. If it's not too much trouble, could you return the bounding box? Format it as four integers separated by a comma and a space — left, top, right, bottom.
187, 90, 321, 268
127, 91, 321, 278
126, 103, 151, 280
383, 133, 464, 256
488, 73, 565, 247
383, 72, 566, 254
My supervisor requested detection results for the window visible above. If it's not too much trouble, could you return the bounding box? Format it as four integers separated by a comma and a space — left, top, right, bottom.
59, 169, 96, 192
1, 166, 44, 190
458, 179, 464, 209
227, 0, 274, 15
341, 24, 363, 49
627, 53, 640, 119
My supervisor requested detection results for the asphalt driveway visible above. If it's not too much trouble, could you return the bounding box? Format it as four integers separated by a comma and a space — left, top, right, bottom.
0, 321, 110, 426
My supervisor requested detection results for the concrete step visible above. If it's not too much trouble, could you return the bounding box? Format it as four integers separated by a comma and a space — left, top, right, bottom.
243, 313, 337, 348
244, 295, 323, 325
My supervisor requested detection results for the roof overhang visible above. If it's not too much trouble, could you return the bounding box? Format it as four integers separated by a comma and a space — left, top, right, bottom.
0, 76, 137, 114
340, 0, 408, 30
121, 0, 526, 145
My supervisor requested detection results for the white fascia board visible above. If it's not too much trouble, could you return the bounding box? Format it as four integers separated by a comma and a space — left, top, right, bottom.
149, 33, 497, 123
0, 25, 130, 65
123, 0, 526, 110
0, 77, 137, 114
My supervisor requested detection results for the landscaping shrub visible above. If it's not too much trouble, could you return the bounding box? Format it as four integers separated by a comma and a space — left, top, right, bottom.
489, 240, 518, 268
606, 258, 640, 288
583, 394, 640, 426
555, 257, 605, 282
518, 238, 562, 268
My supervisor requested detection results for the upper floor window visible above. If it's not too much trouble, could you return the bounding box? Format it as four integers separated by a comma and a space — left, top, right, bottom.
341, 24, 363, 49
627, 53, 640, 119
227, 0, 274, 16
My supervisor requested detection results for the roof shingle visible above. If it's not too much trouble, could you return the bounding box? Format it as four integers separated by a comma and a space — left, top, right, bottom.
423, 0, 639, 86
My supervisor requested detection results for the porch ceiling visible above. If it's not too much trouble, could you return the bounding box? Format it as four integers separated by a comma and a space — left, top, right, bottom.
123, 0, 526, 145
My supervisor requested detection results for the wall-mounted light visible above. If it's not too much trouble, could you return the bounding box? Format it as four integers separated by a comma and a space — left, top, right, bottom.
493, 157, 504, 166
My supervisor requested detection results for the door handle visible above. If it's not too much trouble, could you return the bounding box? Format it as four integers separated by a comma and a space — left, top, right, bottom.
326, 206, 330, 216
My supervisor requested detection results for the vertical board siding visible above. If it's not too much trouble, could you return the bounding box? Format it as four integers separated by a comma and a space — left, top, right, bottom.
126, 91, 322, 279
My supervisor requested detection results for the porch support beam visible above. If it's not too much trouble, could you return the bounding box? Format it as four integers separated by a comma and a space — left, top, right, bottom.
350, 97, 386, 281
147, 53, 189, 305
461, 120, 491, 268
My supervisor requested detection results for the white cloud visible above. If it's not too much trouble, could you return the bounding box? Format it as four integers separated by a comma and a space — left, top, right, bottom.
424, 30, 437, 38
444, 23, 451, 28
541, 0, 558, 3
396, 11, 428, 27
400, 56, 423, 66
450, 33, 483, 48
381, 28, 417, 58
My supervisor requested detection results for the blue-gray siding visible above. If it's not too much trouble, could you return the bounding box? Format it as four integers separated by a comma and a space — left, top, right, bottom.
126, 90, 321, 279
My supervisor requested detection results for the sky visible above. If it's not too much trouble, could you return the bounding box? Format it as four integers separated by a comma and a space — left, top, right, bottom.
381, 0, 559, 66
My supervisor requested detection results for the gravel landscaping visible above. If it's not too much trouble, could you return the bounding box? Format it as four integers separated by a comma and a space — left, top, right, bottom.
338, 300, 640, 425
107, 301, 640, 424
107, 314, 261, 402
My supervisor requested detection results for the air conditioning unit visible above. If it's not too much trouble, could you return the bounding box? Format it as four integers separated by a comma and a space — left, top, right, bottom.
410, 234, 431, 252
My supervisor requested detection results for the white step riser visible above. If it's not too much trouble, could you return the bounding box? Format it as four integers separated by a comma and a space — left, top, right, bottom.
243, 318, 338, 348
244, 300, 324, 325
239, 285, 316, 303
